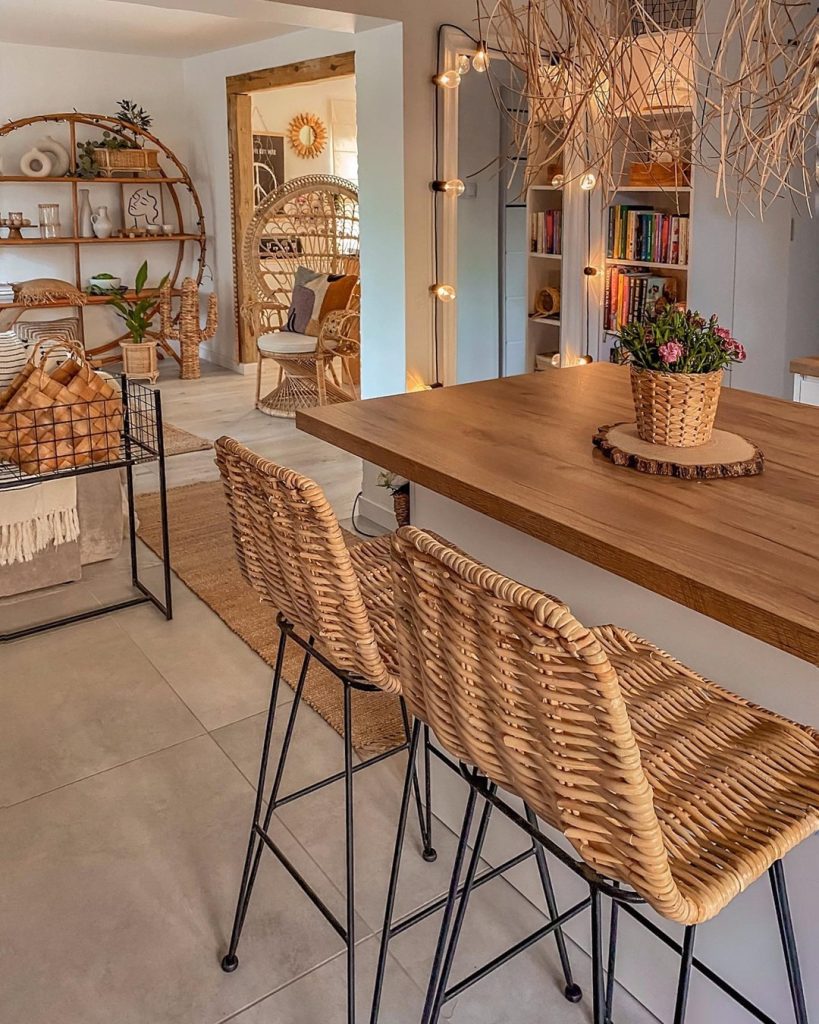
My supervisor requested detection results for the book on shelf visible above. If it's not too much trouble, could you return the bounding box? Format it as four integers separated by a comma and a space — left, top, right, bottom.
530, 210, 562, 255
607, 204, 689, 265
604, 268, 678, 331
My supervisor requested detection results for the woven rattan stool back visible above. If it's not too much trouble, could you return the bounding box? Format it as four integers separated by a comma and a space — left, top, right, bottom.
390, 527, 685, 916
215, 436, 395, 691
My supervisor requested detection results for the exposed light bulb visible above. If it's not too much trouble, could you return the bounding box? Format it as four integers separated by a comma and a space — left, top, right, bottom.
472, 44, 490, 73
431, 283, 456, 302
434, 70, 461, 89
551, 173, 565, 188
456, 53, 471, 76
578, 354, 594, 365
580, 171, 597, 191
583, 266, 599, 276
432, 179, 466, 196
551, 352, 561, 368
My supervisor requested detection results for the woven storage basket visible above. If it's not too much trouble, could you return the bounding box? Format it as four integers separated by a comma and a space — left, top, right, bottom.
393, 490, 410, 527
631, 367, 722, 447
93, 147, 160, 175
0, 343, 122, 475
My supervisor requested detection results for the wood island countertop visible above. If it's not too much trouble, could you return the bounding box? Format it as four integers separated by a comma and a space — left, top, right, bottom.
297, 363, 819, 666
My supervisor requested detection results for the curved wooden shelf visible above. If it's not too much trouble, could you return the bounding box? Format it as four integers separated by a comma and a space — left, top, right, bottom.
0, 111, 207, 361
0, 287, 182, 311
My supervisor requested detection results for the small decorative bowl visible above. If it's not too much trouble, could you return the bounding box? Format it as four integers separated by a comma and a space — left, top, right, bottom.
87, 275, 122, 292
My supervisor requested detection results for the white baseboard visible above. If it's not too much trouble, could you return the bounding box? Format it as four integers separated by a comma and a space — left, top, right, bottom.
358, 494, 396, 531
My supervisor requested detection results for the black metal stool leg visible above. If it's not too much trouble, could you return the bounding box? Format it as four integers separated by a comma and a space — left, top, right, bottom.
398, 700, 436, 862
369, 720, 423, 1024
591, 887, 607, 1024
343, 682, 357, 1024
673, 926, 696, 1024
604, 887, 619, 1024
221, 625, 289, 972
422, 725, 436, 862
424, 790, 495, 1024
419, 784, 479, 1024
523, 805, 582, 1003
770, 860, 809, 1024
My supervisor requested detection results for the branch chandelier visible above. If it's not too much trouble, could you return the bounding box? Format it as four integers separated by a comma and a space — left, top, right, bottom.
464, 0, 819, 211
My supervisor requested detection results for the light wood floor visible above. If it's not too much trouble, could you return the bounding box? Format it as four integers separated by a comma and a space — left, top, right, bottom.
133, 359, 362, 519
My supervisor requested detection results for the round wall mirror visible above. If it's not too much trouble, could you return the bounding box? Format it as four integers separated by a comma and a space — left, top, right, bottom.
288, 113, 328, 159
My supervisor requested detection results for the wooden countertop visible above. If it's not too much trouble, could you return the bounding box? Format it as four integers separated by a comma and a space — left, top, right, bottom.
790, 355, 819, 377
297, 364, 819, 666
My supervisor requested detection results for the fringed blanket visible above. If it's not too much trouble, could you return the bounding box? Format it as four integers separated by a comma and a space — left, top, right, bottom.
0, 467, 79, 566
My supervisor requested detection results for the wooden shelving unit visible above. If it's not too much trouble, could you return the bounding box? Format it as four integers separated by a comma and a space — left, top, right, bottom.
0, 112, 207, 364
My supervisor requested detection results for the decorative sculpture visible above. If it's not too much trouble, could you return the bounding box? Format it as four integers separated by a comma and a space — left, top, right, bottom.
159, 278, 217, 380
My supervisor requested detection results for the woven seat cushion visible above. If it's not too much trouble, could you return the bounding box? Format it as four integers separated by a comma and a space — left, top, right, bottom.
593, 625, 819, 923
258, 331, 337, 355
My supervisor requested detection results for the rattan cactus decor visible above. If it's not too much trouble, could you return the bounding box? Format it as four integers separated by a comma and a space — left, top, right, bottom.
160, 278, 217, 380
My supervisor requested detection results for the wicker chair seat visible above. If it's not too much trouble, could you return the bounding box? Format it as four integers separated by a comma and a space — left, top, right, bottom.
593, 625, 819, 923
258, 331, 339, 356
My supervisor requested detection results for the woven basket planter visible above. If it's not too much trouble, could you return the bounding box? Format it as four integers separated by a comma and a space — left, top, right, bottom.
120, 341, 159, 384
630, 367, 723, 448
93, 148, 160, 176
393, 489, 410, 527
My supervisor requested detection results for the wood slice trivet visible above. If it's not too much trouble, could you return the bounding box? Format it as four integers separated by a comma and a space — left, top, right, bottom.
593, 423, 764, 479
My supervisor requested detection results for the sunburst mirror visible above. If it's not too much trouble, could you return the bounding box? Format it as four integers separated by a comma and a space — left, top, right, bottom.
287, 113, 328, 159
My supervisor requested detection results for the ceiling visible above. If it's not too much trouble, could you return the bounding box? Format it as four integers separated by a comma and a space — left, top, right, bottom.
0, 0, 300, 57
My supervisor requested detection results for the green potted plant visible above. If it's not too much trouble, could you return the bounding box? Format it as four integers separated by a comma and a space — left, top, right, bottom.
109, 261, 168, 383
77, 101, 159, 178
614, 308, 746, 447
377, 471, 410, 526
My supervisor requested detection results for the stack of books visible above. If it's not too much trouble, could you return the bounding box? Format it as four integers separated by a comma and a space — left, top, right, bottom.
530, 210, 562, 255
604, 268, 678, 331
607, 205, 689, 265
0, 283, 15, 305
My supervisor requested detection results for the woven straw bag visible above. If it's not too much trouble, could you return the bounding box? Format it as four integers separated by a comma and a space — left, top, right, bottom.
630, 367, 722, 447
0, 342, 122, 475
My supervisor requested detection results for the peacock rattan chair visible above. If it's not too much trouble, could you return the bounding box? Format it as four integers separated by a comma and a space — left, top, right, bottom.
374, 526, 819, 1024
242, 175, 360, 418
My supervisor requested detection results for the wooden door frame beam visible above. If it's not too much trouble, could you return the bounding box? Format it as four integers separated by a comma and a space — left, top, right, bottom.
227, 51, 356, 364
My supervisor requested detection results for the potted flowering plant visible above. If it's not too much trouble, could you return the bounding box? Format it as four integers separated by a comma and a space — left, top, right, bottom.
614, 308, 746, 447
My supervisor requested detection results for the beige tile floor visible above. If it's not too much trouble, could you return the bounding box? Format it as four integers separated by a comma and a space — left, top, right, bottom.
0, 361, 659, 1024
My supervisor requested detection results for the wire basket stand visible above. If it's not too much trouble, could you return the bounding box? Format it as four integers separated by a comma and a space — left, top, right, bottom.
0, 377, 172, 642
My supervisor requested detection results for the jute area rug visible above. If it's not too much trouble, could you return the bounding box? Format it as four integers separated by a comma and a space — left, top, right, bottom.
163, 424, 212, 458
135, 480, 404, 755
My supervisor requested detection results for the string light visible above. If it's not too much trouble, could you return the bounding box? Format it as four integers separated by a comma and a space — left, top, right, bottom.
431, 179, 466, 196
580, 171, 597, 191
456, 53, 471, 76
433, 70, 461, 89
431, 283, 457, 302
551, 173, 564, 188
472, 42, 490, 72
578, 354, 594, 364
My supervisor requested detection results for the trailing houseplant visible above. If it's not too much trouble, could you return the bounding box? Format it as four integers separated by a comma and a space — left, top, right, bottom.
76, 101, 157, 177
614, 308, 746, 448
109, 261, 168, 382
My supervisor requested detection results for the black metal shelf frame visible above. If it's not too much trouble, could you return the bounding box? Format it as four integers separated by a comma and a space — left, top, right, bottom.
0, 378, 172, 642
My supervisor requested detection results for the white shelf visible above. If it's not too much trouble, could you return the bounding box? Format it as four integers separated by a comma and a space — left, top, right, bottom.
530, 252, 562, 260
606, 258, 688, 270
614, 185, 691, 194
530, 315, 561, 325
529, 185, 563, 192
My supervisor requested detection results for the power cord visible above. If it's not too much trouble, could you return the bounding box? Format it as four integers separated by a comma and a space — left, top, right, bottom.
350, 490, 380, 538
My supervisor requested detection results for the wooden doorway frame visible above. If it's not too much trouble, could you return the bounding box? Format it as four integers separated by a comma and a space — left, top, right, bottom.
227, 52, 356, 364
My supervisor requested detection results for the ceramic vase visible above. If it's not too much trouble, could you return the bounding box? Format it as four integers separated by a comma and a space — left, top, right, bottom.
78, 190, 94, 238
35, 135, 71, 177
20, 147, 52, 178
91, 206, 113, 239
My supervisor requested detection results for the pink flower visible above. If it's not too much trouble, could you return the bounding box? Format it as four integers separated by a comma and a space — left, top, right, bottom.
658, 340, 684, 364
715, 327, 732, 341
723, 337, 746, 361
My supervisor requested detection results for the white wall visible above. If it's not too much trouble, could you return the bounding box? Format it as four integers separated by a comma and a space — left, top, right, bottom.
0, 43, 188, 349
251, 76, 357, 181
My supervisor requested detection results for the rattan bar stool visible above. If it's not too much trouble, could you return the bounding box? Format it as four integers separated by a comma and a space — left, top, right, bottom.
213, 438, 437, 1024
376, 527, 819, 1024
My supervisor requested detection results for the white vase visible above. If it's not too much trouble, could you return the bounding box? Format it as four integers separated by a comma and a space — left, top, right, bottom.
0, 329, 28, 391
91, 205, 113, 239
78, 190, 94, 238
20, 147, 53, 178
36, 135, 71, 177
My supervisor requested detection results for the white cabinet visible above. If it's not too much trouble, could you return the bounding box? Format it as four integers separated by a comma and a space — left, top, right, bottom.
793, 374, 819, 406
